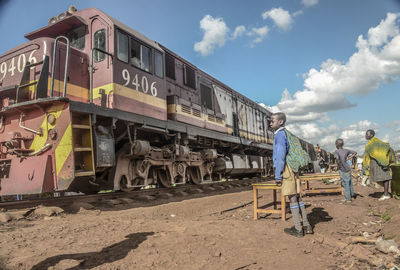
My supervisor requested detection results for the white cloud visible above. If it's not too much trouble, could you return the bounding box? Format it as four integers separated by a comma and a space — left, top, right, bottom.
339, 121, 378, 152
302, 0, 319, 7
232, 25, 246, 39
385, 120, 400, 129
272, 13, 400, 122
262, 7, 293, 31
293, 10, 304, 17
264, 14, 400, 153
248, 26, 269, 47
366, 13, 399, 47
385, 121, 400, 150
387, 133, 400, 150
286, 120, 377, 154
194, 15, 229, 56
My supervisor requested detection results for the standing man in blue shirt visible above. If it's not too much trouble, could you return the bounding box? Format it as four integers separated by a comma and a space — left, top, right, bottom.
270, 112, 313, 237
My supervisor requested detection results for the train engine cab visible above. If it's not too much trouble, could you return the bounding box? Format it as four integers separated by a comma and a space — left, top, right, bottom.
0, 7, 110, 195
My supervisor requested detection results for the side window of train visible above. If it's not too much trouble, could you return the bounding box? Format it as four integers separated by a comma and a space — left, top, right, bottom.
154, 50, 164, 78
165, 53, 175, 79
130, 38, 150, 72
117, 31, 129, 63
200, 83, 213, 110
94, 29, 106, 62
66, 25, 86, 50
184, 65, 196, 89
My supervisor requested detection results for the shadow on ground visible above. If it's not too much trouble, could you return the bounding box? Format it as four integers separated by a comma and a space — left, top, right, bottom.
0, 256, 9, 270
307, 207, 333, 227
30, 232, 154, 270
368, 192, 384, 198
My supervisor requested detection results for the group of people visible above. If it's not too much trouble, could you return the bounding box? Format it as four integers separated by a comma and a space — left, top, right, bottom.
270, 112, 396, 238
334, 129, 395, 202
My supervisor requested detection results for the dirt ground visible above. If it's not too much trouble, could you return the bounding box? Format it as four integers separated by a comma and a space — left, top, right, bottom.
0, 179, 399, 270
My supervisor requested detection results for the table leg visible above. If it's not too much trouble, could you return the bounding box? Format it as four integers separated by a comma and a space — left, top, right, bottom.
253, 187, 258, 220
281, 193, 286, 221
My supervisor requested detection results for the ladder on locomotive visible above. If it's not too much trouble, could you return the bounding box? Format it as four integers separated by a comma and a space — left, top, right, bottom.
71, 112, 95, 177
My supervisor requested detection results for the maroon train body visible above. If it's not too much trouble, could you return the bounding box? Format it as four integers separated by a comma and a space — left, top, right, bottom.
0, 7, 326, 196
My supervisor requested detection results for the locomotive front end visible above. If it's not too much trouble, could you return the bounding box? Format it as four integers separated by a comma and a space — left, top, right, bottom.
0, 26, 85, 196
0, 100, 73, 196
0, 40, 76, 195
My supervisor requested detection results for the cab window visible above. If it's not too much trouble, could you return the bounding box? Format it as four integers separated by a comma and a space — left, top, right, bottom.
117, 31, 129, 63
185, 65, 195, 89
66, 25, 86, 50
94, 29, 106, 62
131, 38, 150, 72
154, 50, 163, 78
165, 53, 175, 79
200, 83, 213, 110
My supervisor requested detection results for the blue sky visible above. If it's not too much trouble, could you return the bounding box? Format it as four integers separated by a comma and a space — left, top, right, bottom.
0, 0, 399, 153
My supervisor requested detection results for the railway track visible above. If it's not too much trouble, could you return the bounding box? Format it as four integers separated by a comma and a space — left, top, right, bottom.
0, 177, 270, 211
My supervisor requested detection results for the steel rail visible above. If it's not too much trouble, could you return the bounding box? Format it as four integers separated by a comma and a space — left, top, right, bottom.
0, 177, 269, 210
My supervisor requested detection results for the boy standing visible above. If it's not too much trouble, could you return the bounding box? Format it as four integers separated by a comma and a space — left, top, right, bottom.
334, 139, 357, 203
270, 112, 313, 237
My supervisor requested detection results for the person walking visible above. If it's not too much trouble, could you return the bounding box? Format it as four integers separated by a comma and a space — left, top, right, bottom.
270, 112, 313, 237
363, 129, 395, 201
334, 139, 357, 203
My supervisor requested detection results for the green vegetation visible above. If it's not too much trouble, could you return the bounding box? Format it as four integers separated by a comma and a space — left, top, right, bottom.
322, 178, 331, 185
383, 234, 395, 240
98, 190, 114, 193
380, 208, 392, 222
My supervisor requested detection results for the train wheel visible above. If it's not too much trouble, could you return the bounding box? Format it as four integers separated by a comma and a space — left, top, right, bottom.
119, 175, 141, 192
157, 169, 172, 188
188, 167, 202, 185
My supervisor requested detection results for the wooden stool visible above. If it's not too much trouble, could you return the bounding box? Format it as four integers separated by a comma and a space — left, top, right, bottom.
252, 183, 286, 221
300, 173, 342, 195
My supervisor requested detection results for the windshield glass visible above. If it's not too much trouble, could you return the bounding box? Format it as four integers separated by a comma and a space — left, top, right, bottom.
66, 25, 86, 50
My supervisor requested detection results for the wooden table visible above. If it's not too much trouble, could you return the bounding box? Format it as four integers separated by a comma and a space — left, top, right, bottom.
252, 183, 286, 221
300, 173, 342, 195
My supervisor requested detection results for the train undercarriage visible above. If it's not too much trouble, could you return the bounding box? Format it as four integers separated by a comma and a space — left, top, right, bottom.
81, 103, 274, 194
0, 99, 273, 196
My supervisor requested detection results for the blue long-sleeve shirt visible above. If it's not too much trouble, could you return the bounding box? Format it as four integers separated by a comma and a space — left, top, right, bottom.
273, 128, 289, 180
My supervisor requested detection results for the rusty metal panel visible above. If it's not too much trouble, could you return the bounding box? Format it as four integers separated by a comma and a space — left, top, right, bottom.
0, 155, 53, 195
94, 128, 115, 167
213, 84, 233, 128
237, 99, 246, 131
232, 154, 249, 169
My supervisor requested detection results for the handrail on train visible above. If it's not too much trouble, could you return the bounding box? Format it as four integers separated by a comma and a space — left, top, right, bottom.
50, 36, 70, 98
19, 113, 43, 136
89, 48, 113, 103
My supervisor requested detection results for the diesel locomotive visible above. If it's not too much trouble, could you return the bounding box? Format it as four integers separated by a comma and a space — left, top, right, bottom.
0, 7, 319, 196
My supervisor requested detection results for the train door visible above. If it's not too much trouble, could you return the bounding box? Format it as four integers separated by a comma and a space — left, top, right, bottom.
90, 17, 112, 93
232, 96, 239, 136
213, 84, 234, 135
255, 109, 262, 142
236, 99, 247, 138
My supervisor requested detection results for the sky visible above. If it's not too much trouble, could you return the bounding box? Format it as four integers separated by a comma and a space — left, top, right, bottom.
0, 0, 399, 154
